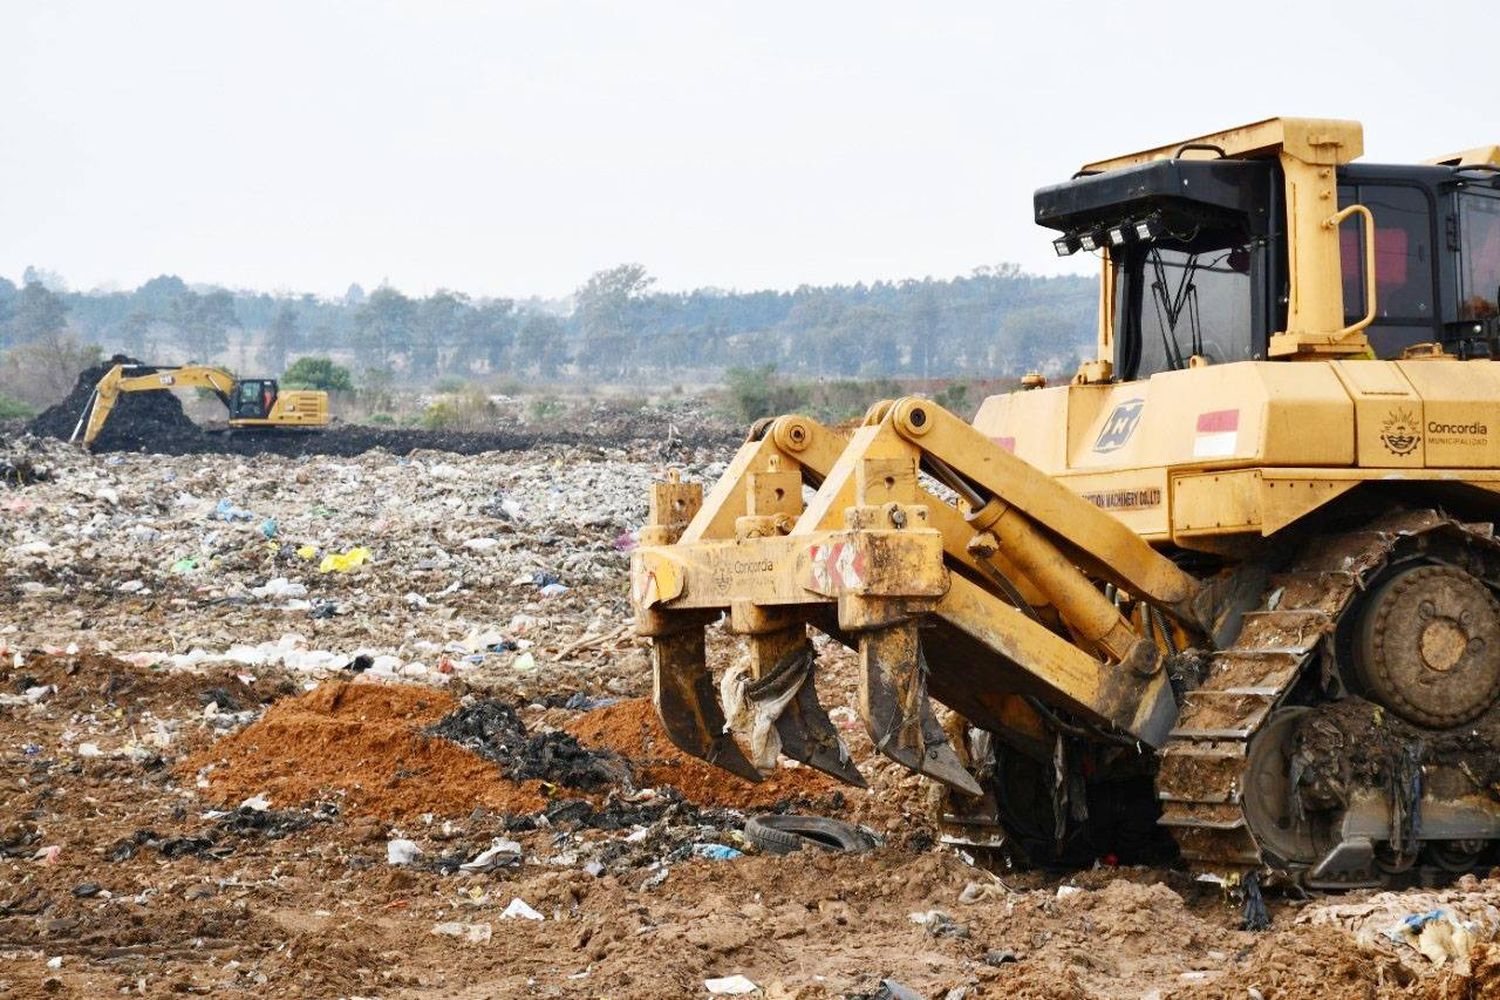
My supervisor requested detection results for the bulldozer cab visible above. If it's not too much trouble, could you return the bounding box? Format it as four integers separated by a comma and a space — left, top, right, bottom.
1037, 138, 1500, 374
231, 378, 277, 420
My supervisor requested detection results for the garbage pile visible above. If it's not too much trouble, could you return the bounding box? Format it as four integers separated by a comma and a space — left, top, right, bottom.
427, 697, 633, 792
1, 435, 718, 702
1, 445, 52, 487
8, 431, 1500, 997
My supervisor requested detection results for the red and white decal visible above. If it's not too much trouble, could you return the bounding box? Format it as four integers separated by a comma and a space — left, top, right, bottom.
1193, 409, 1239, 459
631, 566, 659, 607
808, 541, 867, 593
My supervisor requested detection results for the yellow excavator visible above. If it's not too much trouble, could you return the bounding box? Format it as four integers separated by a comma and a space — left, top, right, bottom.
71, 362, 330, 449
631, 118, 1500, 892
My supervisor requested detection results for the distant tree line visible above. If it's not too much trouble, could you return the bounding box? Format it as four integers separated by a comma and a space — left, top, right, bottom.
0, 262, 1094, 386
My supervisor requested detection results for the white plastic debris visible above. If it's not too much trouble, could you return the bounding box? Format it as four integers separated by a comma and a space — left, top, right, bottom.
501, 897, 544, 921
460, 838, 523, 872
386, 839, 421, 865
250, 577, 308, 600
239, 795, 271, 812
1056, 885, 1082, 899
704, 975, 759, 995
431, 921, 493, 943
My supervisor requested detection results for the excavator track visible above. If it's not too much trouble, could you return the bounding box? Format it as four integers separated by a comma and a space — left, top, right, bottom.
1156, 508, 1500, 881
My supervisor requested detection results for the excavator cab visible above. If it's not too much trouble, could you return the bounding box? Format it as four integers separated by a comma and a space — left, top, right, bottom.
231, 378, 277, 420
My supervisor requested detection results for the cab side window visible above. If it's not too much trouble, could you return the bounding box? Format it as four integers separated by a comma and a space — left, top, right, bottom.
1338, 183, 1437, 356
1460, 192, 1500, 321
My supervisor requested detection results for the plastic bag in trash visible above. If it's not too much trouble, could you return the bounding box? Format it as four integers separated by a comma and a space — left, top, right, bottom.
691, 843, 744, 861
431, 921, 492, 943
704, 975, 759, 995
387, 838, 421, 865
501, 898, 544, 921
319, 547, 372, 573
213, 498, 254, 522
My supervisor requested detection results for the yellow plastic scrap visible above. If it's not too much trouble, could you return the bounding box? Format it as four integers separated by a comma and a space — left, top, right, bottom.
296, 545, 318, 562
319, 546, 372, 574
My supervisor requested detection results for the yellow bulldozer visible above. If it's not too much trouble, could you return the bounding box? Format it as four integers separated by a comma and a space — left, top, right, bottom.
631, 118, 1500, 891
71, 362, 330, 449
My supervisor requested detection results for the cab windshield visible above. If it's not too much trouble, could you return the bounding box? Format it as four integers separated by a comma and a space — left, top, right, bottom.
1113, 230, 1261, 380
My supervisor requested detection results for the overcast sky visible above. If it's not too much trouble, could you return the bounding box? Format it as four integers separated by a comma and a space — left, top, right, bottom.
1, 0, 1490, 299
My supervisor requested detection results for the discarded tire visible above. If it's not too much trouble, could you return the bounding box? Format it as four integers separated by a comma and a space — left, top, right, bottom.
744, 814, 876, 855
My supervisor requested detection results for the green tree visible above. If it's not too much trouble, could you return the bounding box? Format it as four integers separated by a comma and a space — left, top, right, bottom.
458, 299, 517, 372
8, 280, 69, 347
354, 286, 415, 368
261, 301, 300, 373
118, 309, 154, 357
283, 355, 354, 391
413, 289, 469, 378
515, 312, 566, 378
359, 365, 394, 411
167, 289, 237, 361
722, 364, 808, 422
576, 263, 653, 378
133, 274, 188, 314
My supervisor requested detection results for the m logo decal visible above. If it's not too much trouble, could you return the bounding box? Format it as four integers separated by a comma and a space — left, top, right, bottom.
1094, 398, 1144, 453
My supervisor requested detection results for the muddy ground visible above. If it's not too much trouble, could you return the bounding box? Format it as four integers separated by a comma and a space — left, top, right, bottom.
4, 425, 1500, 999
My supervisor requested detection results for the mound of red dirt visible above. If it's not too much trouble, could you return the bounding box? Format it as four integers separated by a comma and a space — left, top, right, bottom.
566, 696, 844, 809
183, 681, 547, 820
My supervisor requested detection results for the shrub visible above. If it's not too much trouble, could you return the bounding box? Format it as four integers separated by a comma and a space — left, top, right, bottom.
368, 413, 395, 425
283, 356, 354, 392
932, 382, 971, 418
722, 365, 810, 423
528, 397, 565, 422
420, 389, 496, 431
0, 391, 34, 420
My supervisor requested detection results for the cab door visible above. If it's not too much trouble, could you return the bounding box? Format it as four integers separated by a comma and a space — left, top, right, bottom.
231, 379, 275, 420
1337, 182, 1441, 357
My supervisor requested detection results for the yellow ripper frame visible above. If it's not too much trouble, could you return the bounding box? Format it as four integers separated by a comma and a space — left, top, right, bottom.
631, 398, 1214, 796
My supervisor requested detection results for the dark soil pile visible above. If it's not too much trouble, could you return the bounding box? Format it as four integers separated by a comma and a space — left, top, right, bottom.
29, 355, 204, 451
566, 696, 844, 809
428, 698, 633, 792
183, 681, 548, 819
